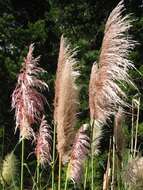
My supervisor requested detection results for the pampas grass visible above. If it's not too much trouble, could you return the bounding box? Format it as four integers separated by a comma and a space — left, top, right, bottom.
124, 157, 143, 190
35, 117, 51, 188
35, 115, 52, 166
54, 36, 79, 163
0, 152, 18, 186
69, 124, 90, 184
89, 0, 136, 126
12, 44, 48, 140
11, 44, 48, 190
89, 1, 136, 189
4, 1, 139, 189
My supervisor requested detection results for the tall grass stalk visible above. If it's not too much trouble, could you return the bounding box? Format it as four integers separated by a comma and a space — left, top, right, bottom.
58, 156, 62, 190
84, 160, 88, 190
133, 97, 140, 158
52, 124, 56, 190
103, 137, 111, 190
131, 100, 134, 156
36, 161, 40, 190
24, 163, 37, 190
20, 139, 24, 190
91, 121, 94, 190
91, 143, 94, 190
64, 164, 70, 190
111, 136, 115, 190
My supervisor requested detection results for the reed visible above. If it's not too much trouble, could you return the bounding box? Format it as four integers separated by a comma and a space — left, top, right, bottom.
52, 123, 56, 190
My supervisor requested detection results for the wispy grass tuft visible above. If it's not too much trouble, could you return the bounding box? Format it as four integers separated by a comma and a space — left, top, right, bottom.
0, 152, 18, 186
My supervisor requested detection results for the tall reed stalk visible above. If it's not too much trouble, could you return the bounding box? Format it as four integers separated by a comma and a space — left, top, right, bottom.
58, 156, 62, 190
91, 121, 94, 190
103, 137, 112, 190
84, 160, 88, 190
64, 164, 70, 190
111, 136, 115, 190
133, 97, 140, 158
20, 139, 24, 190
52, 123, 56, 190
24, 163, 37, 190
131, 100, 134, 156
36, 161, 40, 190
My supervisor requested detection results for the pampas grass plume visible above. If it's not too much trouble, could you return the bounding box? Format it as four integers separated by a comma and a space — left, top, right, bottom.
0, 152, 18, 185
89, 0, 136, 154
35, 115, 52, 166
12, 44, 48, 140
89, 0, 136, 125
69, 124, 90, 183
54, 36, 79, 163
124, 157, 143, 190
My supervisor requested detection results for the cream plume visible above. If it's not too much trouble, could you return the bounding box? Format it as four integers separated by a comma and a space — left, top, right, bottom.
54, 36, 79, 163
12, 44, 48, 139
0, 152, 18, 185
54, 35, 66, 122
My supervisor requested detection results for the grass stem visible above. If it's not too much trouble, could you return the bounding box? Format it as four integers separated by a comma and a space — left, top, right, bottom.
64, 164, 69, 190
52, 124, 56, 190
58, 156, 62, 190
20, 139, 24, 190
84, 160, 88, 190
133, 97, 140, 158
37, 161, 40, 190
111, 136, 115, 190
131, 100, 134, 156
91, 121, 94, 190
